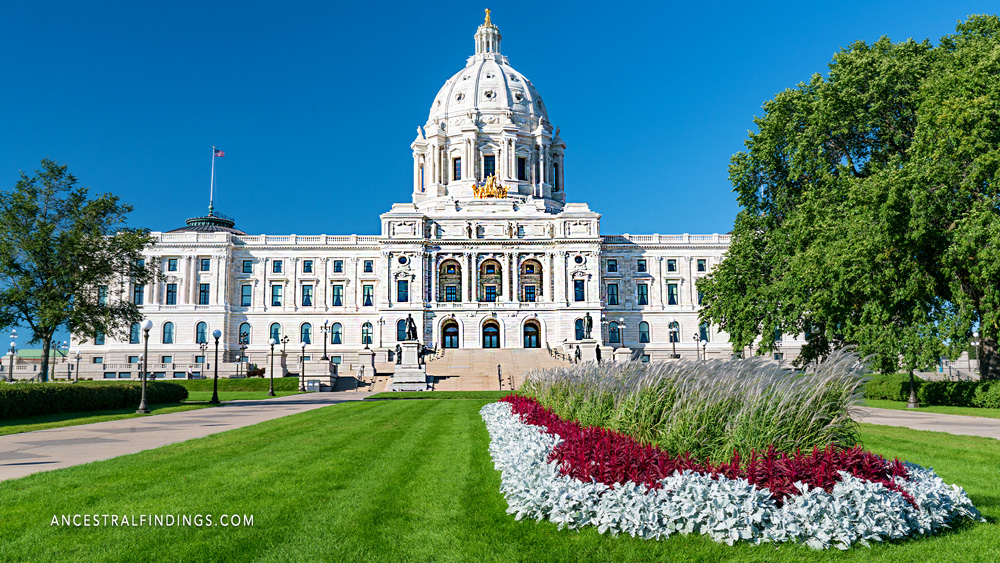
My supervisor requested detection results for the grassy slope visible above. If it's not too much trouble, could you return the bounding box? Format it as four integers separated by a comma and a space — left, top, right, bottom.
0, 403, 212, 437
0, 400, 996, 562
366, 391, 515, 400
864, 399, 1000, 419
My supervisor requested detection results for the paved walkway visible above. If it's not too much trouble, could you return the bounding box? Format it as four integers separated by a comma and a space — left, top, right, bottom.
0, 392, 373, 482
855, 407, 1000, 440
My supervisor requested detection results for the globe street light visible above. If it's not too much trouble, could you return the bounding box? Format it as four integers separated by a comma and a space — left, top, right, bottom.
701, 338, 708, 362
617, 317, 626, 350
8, 328, 17, 381
199, 341, 208, 378
211, 329, 222, 404
299, 341, 307, 392
73, 349, 81, 383
321, 319, 330, 361
973, 331, 981, 374
136, 319, 153, 414
268, 338, 277, 397
692, 333, 700, 360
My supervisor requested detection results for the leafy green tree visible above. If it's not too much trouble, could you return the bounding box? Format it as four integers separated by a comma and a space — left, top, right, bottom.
0, 159, 155, 382
698, 15, 1000, 379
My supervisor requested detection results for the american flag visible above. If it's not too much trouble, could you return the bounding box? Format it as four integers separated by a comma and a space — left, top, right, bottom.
214, 149, 225, 157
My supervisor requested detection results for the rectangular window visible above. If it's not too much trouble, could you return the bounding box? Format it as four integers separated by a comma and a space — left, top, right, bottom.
92, 357, 103, 364
484, 286, 497, 302
333, 260, 343, 273
199, 283, 210, 305
607, 283, 619, 305
273, 260, 283, 274
697, 259, 707, 272
397, 280, 409, 302
608, 259, 618, 273
161, 356, 173, 364
118, 372, 131, 379
129, 356, 139, 364
302, 285, 313, 306
524, 285, 536, 302
363, 285, 373, 307
774, 353, 784, 361
641, 354, 650, 363
363, 260, 373, 273
483, 155, 495, 179
445, 286, 458, 302
667, 259, 677, 272
332, 284, 343, 306
173, 372, 186, 378
129, 324, 140, 344
330, 356, 342, 365
700, 323, 710, 342
98, 285, 108, 305
637, 284, 649, 306
637, 259, 647, 273
95, 331, 105, 345
133, 285, 144, 305
195, 355, 205, 364
167, 258, 178, 271
103, 372, 116, 379
698, 290, 704, 305
453, 157, 461, 181
242, 260, 253, 273
200, 258, 211, 271
303, 260, 313, 273
517, 157, 527, 181
667, 283, 679, 305
241, 285, 252, 307
271, 285, 283, 306
574, 280, 585, 302
166, 284, 177, 305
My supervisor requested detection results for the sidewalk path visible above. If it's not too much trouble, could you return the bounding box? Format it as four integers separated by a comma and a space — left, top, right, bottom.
855, 407, 1000, 440
0, 392, 373, 482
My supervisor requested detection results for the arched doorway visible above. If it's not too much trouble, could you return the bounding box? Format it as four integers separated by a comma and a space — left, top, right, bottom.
442, 321, 459, 349
482, 321, 500, 349
523, 322, 540, 348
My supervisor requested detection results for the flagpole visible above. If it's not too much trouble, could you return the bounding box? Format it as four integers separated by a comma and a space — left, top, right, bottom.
209, 146, 216, 216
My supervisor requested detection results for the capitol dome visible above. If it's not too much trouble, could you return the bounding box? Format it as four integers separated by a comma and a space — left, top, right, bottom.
410, 10, 565, 210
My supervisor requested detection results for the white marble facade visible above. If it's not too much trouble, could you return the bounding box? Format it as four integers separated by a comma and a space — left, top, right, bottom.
70, 13, 801, 379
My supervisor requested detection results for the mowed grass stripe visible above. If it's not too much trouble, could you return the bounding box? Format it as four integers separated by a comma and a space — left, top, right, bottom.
0, 400, 998, 562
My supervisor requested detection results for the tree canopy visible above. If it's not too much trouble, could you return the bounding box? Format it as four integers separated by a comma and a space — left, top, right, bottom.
0, 159, 155, 381
697, 15, 1000, 378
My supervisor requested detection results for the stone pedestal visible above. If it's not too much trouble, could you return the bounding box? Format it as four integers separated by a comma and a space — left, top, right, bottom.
613, 347, 633, 363
576, 339, 599, 363
358, 348, 375, 368
390, 341, 428, 391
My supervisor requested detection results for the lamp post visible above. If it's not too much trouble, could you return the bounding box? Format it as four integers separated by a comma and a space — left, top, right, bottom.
973, 331, 980, 374
701, 339, 708, 362
281, 335, 289, 356
136, 319, 153, 414
63, 342, 71, 380
299, 341, 307, 392
210, 329, 221, 404
669, 318, 678, 359
321, 319, 330, 361
199, 341, 208, 378
7, 329, 16, 381
238, 331, 249, 378
268, 338, 277, 397
692, 333, 700, 360
377, 317, 385, 348
617, 317, 626, 350
73, 350, 81, 383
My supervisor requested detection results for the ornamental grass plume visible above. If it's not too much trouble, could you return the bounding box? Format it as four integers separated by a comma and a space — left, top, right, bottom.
520, 348, 867, 462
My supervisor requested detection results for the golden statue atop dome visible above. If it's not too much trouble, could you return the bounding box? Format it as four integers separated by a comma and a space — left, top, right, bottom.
473, 174, 509, 199
484, 8, 492, 27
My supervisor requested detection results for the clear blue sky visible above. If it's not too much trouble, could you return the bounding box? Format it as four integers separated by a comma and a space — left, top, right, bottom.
2, 0, 995, 239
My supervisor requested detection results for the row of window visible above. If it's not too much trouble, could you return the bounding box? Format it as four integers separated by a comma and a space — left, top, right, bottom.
104, 319, 410, 347
449, 155, 535, 183
240, 259, 377, 275
571, 319, 711, 344
606, 258, 709, 274
242, 283, 384, 308
605, 283, 703, 306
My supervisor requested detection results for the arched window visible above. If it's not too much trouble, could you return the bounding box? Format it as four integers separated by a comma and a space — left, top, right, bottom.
239, 322, 251, 345
269, 323, 281, 343
700, 322, 711, 343
575, 319, 585, 340
162, 322, 174, 344
669, 321, 680, 343
331, 323, 343, 345
301, 323, 312, 344
523, 322, 540, 348
195, 322, 207, 344
609, 321, 621, 344
129, 323, 140, 344
639, 321, 650, 344
361, 322, 373, 345
397, 319, 407, 342
442, 321, 459, 349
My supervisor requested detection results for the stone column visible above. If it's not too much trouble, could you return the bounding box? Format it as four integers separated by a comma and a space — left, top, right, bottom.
512, 254, 520, 302
319, 257, 329, 310
541, 253, 549, 302
290, 258, 299, 311
431, 254, 439, 303
385, 252, 392, 306
262, 258, 269, 310
467, 253, 475, 302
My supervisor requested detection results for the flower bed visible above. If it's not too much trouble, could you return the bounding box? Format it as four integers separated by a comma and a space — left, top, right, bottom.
482, 398, 983, 549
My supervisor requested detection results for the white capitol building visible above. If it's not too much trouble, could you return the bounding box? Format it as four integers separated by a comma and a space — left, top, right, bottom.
69, 12, 802, 385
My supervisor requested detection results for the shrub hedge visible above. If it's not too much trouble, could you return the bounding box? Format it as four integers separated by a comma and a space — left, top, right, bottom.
864, 374, 1000, 408
0, 382, 188, 420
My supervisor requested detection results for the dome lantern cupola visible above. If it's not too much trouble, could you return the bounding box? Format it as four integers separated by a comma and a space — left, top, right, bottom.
474, 9, 502, 57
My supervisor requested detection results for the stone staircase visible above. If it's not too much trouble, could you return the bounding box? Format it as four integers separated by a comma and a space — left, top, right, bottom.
426, 349, 571, 391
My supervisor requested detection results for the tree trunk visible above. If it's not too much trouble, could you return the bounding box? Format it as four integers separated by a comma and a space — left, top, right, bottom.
981, 336, 999, 381
40, 336, 51, 383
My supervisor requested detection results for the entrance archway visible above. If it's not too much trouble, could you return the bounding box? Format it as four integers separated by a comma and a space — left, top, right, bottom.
482, 321, 500, 349
523, 322, 540, 348
442, 321, 459, 349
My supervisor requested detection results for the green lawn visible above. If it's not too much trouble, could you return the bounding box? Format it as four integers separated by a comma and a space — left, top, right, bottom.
1, 399, 997, 562
184, 391, 300, 402
366, 390, 515, 400
0, 403, 212, 437
864, 399, 1000, 419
